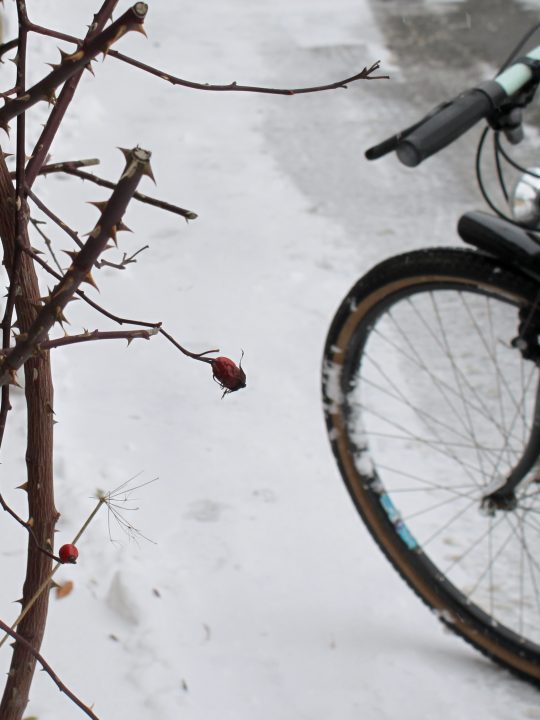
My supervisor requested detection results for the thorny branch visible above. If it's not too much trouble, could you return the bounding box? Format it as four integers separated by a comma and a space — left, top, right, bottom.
23, 244, 220, 364
0, 617, 101, 720
27, 189, 84, 248
37, 327, 159, 350
0, 3, 148, 131
0, 2, 388, 717
24, 0, 120, 187
0, 147, 153, 387
42, 166, 199, 221
0, 492, 58, 561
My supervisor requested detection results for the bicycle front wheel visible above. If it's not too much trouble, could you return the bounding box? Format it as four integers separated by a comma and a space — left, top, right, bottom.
323, 247, 540, 683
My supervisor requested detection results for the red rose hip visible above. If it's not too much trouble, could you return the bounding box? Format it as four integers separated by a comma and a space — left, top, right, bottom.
59, 543, 79, 564
211, 356, 246, 395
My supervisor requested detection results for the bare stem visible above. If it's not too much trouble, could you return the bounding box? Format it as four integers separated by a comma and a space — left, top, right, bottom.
0, 492, 58, 561
24, 246, 220, 363
0, 3, 148, 132
0, 617, 101, 720
27, 189, 84, 248
48, 167, 198, 220
0, 148, 153, 387
38, 327, 159, 350
24, 0, 119, 187
0, 497, 106, 650
109, 55, 388, 93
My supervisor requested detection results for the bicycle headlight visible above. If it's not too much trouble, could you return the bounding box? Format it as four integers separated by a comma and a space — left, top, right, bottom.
510, 167, 540, 228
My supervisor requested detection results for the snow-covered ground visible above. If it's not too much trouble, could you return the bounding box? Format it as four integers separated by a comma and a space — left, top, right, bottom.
1, 0, 540, 718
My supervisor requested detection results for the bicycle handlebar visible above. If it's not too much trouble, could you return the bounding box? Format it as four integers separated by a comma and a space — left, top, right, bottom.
366, 47, 540, 167
396, 83, 505, 167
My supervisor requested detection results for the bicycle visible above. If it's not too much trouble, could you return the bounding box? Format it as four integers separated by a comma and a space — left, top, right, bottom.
322, 28, 540, 684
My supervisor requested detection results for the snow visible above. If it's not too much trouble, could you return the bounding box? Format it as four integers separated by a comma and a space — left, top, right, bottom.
0, 0, 540, 718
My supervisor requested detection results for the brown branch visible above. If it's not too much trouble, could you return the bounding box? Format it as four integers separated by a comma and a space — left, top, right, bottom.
0, 4, 59, 717
38, 327, 159, 350
110, 54, 388, 93
0, 19, 28, 449
11, 157, 100, 179
51, 167, 198, 220
0, 3, 148, 132
24, 0, 118, 187
0, 492, 59, 562
29, 217, 64, 273
0, 147, 153, 387
95, 244, 148, 269
9, 24, 388, 96
0, 38, 18, 61
25, 247, 219, 363
27, 189, 84, 248
0, 617, 101, 720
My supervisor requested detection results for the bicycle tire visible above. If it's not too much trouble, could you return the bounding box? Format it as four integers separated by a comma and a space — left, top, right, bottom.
322, 246, 540, 683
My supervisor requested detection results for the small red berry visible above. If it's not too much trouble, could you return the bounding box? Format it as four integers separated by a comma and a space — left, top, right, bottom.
59, 543, 79, 564
211, 355, 246, 396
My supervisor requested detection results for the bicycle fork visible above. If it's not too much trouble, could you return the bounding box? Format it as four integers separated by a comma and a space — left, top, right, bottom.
481, 373, 540, 513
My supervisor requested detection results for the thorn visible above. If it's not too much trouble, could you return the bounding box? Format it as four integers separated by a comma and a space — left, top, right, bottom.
142, 161, 156, 184
16, 482, 28, 492
13, 598, 23, 605
46, 62, 61, 71
45, 402, 55, 415
87, 200, 108, 213
8, 369, 21, 387
54, 306, 69, 325
61, 249, 79, 262
132, 24, 148, 38
82, 272, 99, 290
109, 225, 118, 246
118, 147, 131, 163
117, 221, 132, 234
84, 62, 95, 76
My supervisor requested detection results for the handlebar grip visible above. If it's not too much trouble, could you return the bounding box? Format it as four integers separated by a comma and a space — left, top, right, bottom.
396, 81, 506, 167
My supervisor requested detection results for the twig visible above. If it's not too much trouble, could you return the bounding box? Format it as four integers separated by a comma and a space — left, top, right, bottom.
4, 27, 388, 98
0, 3, 148, 131
0, 38, 18, 61
0, 496, 106, 650
109, 54, 388, 93
27, 189, 84, 248
11, 157, 100, 179
38, 327, 159, 350
0, 148, 154, 387
54, 167, 198, 220
29, 216, 64, 273
24, 247, 219, 363
0, 617, 101, 720
24, 0, 119, 187
0, 492, 58, 561
95, 244, 148, 269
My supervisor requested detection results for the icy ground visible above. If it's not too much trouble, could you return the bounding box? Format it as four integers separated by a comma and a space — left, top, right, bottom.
1, 0, 540, 718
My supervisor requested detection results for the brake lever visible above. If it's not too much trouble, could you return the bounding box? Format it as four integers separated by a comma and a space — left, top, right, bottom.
365, 101, 451, 161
